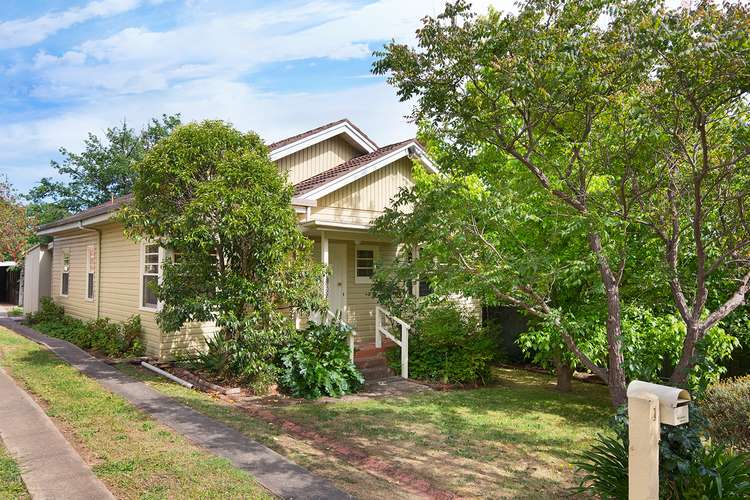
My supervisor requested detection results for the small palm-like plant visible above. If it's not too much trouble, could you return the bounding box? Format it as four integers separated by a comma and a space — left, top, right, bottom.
573, 433, 628, 500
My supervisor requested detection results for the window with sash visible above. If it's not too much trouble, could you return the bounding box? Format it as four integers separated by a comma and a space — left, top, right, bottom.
140, 242, 161, 309
355, 245, 378, 284
61, 249, 70, 296
86, 245, 96, 301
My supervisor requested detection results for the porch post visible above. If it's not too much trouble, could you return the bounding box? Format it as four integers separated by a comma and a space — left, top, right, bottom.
321, 231, 329, 299
401, 323, 409, 379
411, 246, 419, 297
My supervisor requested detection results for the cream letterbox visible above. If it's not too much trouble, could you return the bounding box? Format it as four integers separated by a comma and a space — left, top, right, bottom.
627, 381, 690, 426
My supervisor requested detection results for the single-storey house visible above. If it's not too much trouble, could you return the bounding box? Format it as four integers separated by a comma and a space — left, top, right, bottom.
25, 119, 438, 360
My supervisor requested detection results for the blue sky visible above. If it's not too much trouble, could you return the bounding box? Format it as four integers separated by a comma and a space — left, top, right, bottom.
0, 0, 510, 194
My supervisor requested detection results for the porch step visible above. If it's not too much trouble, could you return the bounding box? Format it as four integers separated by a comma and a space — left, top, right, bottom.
358, 365, 393, 381
355, 354, 388, 369
354, 343, 395, 381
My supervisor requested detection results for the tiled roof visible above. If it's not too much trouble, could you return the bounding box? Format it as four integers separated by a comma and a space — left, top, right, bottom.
37, 194, 133, 231
267, 118, 377, 151
293, 139, 415, 197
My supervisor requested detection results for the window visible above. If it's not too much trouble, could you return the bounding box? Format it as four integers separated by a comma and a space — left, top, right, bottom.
61, 249, 70, 296
140, 242, 161, 310
355, 245, 378, 284
85, 245, 96, 301
418, 279, 433, 297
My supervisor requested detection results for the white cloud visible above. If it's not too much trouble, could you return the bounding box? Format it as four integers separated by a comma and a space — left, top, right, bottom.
1, 0, 518, 192
0, 78, 417, 191
0, 0, 150, 50
26, 0, 516, 99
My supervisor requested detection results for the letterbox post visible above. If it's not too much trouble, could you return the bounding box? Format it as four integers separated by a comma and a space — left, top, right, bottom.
626, 381, 691, 500
628, 391, 660, 500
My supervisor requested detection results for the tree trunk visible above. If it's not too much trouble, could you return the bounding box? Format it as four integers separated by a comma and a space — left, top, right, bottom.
605, 293, 628, 407
670, 322, 701, 385
554, 355, 574, 393
589, 233, 628, 407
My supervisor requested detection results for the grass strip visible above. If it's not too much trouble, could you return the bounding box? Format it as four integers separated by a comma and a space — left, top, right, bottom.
0, 326, 271, 500
0, 443, 28, 499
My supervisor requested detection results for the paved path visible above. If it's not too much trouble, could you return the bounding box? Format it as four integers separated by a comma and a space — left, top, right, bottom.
0, 366, 114, 500
0, 320, 350, 500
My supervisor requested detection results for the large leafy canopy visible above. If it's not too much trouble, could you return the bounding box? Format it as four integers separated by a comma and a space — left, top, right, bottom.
120, 120, 324, 388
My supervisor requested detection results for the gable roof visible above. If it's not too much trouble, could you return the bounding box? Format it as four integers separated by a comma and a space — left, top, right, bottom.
37, 194, 133, 235
35, 120, 436, 234
267, 118, 378, 161
293, 139, 437, 200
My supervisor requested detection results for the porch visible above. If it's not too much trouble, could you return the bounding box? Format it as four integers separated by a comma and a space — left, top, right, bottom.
300, 221, 412, 380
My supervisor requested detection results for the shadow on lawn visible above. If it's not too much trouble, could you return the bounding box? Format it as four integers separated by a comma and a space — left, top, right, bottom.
283, 371, 610, 444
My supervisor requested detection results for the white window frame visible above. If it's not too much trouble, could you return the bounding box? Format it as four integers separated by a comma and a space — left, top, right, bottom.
60, 248, 71, 297
85, 245, 96, 302
355, 245, 379, 284
139, 241, 164, 312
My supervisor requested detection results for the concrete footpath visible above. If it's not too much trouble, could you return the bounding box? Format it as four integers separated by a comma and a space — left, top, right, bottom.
0, 366, 114, 500
0, 320, 350, 500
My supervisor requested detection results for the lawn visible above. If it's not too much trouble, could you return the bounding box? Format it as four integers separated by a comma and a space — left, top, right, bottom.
0, 443, 28, 499
0, 326, 271, 500
119, 362, 613, 498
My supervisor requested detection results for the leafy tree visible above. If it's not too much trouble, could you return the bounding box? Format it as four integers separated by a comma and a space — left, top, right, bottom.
120, 120, 324, 390
372, 145, 605, 391
374, 0, 750, 405
0, 177, 34, 262
27, 114, 180, 214
622, 3, 750, 384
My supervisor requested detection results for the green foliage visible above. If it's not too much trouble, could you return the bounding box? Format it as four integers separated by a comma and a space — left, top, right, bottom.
576, 404, 750, 499
386, 303, 494, 384
0, 176, 33, 262
26, 298, 144, 357
26, 297, 65, 323
278, 321, 363, 399
190, 332, 279, 392
26, 115, 181, 214
519, 306, 738, 393
374, 0, 750, 403
702, 376, 750, 452
573, 433, 628, 500
7, 307, 24, 317
120, 120, 324, 391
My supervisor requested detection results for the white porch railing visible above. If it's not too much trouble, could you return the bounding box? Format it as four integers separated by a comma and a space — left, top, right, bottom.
294, 309, 356, 362
375, 306, 411, 379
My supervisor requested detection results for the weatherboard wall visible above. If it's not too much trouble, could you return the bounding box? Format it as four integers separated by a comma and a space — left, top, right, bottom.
277, 135, 362, 185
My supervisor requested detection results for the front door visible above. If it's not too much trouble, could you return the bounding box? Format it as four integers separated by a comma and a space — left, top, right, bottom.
328, 243, 347, 316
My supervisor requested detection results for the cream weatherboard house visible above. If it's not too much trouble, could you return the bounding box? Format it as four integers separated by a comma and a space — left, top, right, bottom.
25, 119, 437, 365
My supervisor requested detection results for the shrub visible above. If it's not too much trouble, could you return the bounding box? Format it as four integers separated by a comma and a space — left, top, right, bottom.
27, 297, 65, 323
7, 306, 23, 317
26, 298, 144, 357
702, 376, 750, 452
189, 331, 280, 391
387, 303, 494, 384
574, 433, 628, 499
575, 404, 750, 499
278, 321, 363, 399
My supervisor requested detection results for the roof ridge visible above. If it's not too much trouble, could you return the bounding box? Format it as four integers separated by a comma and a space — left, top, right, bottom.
267, 118, 378, 152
